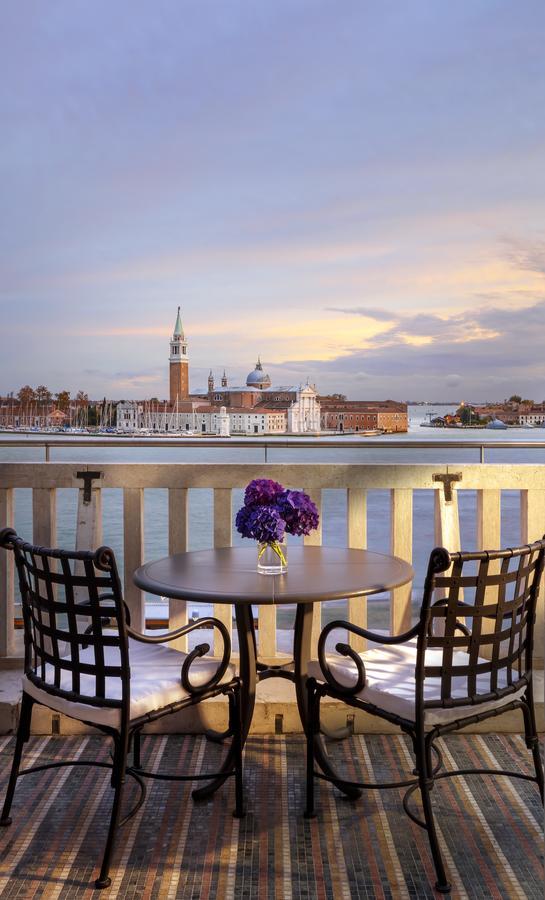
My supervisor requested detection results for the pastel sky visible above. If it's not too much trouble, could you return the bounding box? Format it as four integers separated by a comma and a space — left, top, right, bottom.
1, 1, 544, 401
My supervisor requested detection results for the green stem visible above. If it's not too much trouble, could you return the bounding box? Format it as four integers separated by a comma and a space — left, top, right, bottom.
258, 541, 287, 566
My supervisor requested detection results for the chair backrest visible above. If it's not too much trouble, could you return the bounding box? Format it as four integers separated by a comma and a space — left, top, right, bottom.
416, 538, 545, 716
0, 528, 130, 714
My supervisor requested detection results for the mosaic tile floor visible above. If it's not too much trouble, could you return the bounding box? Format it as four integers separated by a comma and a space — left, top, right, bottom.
0, 733, 542, 898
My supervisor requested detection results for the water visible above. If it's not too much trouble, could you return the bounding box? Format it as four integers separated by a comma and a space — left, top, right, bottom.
1, 406, 544, 636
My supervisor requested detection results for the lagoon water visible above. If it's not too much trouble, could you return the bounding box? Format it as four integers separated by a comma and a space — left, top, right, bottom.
2, 405, 544, 635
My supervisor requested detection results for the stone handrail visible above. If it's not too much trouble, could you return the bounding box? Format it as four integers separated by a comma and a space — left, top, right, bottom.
1, 435, 545, 463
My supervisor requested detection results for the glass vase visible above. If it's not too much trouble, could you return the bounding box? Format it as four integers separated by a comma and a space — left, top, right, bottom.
257, 540, 288, 575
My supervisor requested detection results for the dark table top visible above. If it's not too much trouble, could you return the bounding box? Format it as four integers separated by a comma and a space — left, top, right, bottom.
133, 546, 414, 606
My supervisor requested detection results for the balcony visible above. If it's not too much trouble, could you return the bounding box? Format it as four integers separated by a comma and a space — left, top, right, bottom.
0, 437, 543, 732
0, 438, 542, 895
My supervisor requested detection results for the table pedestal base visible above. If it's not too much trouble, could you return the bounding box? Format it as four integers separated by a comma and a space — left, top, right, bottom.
193, 602, 359, 802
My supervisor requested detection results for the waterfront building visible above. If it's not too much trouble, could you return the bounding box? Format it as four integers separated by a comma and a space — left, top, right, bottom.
207, 370, 321, 434
319, 398, 408, 433
0, 398, 69, 430
518, 404, 545, 426
474, 405, 519, 426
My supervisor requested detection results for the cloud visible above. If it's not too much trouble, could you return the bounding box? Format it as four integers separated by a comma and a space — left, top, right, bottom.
324, 306, 398, 322
502, 237, 545, 276
330, 306, 504, 347
446, 374, 462, 388
79, 366, 166, 397
284, 299, 545, 399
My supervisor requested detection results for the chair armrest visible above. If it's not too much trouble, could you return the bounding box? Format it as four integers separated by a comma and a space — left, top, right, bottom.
126, 617, 232, 694
320, 619, 421, 650
317, 619, 421, 696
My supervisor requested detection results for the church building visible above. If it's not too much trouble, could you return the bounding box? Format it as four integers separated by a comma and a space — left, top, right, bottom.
116, 308, 321, 435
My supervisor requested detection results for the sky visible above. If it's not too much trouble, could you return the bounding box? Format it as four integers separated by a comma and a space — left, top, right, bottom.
1, 0, 544, 402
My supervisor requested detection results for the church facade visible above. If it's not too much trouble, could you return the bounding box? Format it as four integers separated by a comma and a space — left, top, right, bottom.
116, 309, 321, 435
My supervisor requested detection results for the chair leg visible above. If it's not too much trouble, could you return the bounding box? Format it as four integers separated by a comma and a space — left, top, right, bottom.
416, 733, 451, 894
95, 730, 128, 890
0, 692, 33, 826
304, 679, 317, 819
230, 687, 244, 819
521, 691, 544, 803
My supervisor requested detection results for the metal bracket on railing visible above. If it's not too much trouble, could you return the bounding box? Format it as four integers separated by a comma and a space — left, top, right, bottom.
433, 472, 462, 502
76, 471, 103, 504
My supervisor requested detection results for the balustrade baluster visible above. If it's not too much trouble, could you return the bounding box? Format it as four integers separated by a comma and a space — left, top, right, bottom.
123, 488, 145, 632
303, 488, 323, 653
521, 488, 545, 670
347, 488, 367, 651
258, 605, 277, 662
476, 488, 501, 659
33, 487, 56, 548
213, 488, 233, 657
0, 488, 15, 658
75, 483, 102, 610
434, 486, 462, 607
32, 487, 57, 656
390, 488, 413, 633
168, 488, 189, 651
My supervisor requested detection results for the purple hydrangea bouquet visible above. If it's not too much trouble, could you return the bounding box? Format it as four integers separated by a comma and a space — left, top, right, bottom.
235, 479, 319, 574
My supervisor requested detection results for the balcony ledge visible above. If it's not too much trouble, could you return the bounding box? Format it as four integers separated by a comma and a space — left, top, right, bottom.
0, 669, 542, 735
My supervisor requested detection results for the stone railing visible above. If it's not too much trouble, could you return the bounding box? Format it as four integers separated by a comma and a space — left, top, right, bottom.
1, 457, 544, 671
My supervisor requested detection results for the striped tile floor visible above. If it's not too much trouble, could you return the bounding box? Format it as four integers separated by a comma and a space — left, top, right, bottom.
0, 733, 542, 898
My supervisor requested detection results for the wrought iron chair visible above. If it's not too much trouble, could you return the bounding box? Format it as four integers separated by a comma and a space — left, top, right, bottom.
305, 539, 545, 893
0, 528, 244, 889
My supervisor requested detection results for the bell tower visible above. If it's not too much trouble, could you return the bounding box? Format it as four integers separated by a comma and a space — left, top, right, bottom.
169, 307, 189, 404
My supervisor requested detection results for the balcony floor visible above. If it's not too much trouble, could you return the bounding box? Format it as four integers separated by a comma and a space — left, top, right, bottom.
0, 733, 542, 898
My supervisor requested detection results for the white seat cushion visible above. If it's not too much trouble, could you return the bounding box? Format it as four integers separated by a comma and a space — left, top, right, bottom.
308, 639, 525, 728
22, 637, 235, 729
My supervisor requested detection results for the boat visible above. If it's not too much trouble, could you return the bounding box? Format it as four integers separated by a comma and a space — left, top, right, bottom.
486, 418, 508, 430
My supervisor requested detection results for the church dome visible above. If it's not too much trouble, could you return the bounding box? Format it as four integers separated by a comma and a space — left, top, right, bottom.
246, 357, 271, 389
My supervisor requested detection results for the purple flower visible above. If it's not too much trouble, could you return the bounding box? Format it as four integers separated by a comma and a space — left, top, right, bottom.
236, 480, 319, 545
236, 504, 286, 543
235, 504, 255, 538
278, 490, 319, 536
244, 478, 285, 507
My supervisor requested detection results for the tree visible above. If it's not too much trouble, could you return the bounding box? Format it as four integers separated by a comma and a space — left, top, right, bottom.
35, 385, 52, 407
17, 385, 36, 407
509, 395, 522, 404
55, 390, 71, 411
87, 404, 100, 427
456, 404, 477, 425
76, 391, 89, 427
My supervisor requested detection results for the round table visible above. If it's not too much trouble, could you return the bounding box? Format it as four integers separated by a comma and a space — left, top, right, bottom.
134, 545, 414, 799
